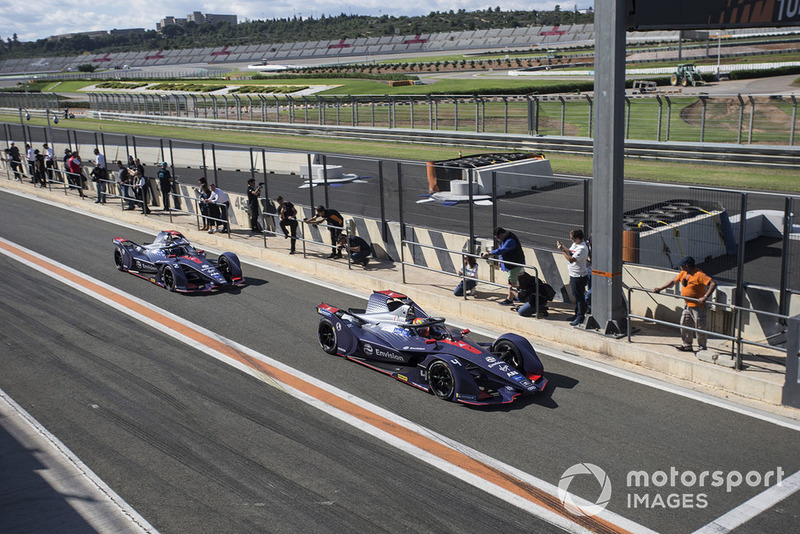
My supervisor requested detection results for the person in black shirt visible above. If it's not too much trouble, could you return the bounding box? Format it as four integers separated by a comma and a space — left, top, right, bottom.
157, 162, 173, 210
246, 178, 263, 234
8, 142, 22, 181
277, 196, 298, 254
305, 205, 344, 258
337, 234, 372, 267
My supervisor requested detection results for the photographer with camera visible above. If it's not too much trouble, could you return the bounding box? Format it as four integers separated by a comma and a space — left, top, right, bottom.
246, 178, 263, 235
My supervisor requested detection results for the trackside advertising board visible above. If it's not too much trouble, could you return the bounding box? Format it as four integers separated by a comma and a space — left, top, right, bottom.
627, 0, 800, 29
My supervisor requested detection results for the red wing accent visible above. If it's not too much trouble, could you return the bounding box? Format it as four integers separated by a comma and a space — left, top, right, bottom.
318, 303, 339, 313
439, 339, 482, 354
376, 290, 407, 299
527, 374, 542, 381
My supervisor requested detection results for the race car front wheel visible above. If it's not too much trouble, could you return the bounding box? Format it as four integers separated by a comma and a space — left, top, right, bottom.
318, 319, 339, 355
217, 255, 233, 283
428, 360, 455, 400
114, 249, 126, 271
162, 266, 176, 292
492, 339, 524, 373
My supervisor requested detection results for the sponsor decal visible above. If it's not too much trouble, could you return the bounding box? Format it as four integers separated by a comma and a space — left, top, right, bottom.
363, 343, 374, 356
397, 374, 408, 381
374, 347, 403, 361
512, 375, 525, 382
455, 393, 477, 400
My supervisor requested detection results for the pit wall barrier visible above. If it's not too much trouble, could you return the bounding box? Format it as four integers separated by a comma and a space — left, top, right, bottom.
3, 157, 795, 349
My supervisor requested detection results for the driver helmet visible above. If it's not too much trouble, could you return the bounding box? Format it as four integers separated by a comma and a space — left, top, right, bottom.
413, 317, 429, 337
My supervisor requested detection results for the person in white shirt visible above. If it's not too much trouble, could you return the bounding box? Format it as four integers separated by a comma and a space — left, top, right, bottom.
205, 183, 230, 233
26, 144, 36, 182
557, 228, 589, 326
93, 148, 107, 203
43, 143, 55, 184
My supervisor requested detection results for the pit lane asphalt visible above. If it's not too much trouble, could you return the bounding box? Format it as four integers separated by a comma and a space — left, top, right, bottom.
1, 189, 799, 533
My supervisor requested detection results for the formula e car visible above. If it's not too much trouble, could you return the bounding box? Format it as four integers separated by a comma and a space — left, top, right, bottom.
316, 290, 547, 405
113, 230, 243, 292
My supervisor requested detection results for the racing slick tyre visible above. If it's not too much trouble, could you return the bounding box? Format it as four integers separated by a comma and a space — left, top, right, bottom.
318, 319, 339, 355
162, 265, 176, 292
492, 339, 524, 373
114, 248, 127, 271
428, 360, 455, 400
217, 255, 233, 284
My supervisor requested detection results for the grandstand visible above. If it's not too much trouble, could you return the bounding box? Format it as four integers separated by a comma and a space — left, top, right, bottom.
0, 24, 794, 76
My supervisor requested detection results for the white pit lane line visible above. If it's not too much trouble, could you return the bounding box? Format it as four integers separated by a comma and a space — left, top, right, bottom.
0, 236, 651, 534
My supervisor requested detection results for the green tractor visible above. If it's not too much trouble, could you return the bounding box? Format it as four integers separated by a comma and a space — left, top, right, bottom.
670, 64, 704, 87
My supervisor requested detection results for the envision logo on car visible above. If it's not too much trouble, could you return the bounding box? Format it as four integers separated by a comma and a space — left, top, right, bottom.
363, 343, 374, 355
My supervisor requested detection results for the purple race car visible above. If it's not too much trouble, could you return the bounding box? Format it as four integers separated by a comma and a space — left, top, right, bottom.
113, 230, 243, 292
316, 290, 547, 405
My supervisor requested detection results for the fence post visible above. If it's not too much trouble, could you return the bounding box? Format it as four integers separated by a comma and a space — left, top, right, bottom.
700, 95, 707, 143
747, 95, 755, 144
585, 94, 593, 138
378, 160, 387, 242
234, 94, 241, 121
474, 95, 480, 133
201, 143, 207, 182
665, 96, 672, 141
389, 95, 395, 129
408, 96, 414, 129
427, 95, 433, 130
736, 94, 744, 144
790, 95, 797, 146
779, 197, 793, 319
398, 161, 406, 284
559, 95, 566, 136
656, 94, 663, 142
624, 96, 631, 139
503, 96, 509, 134
782, 315, 800, 408
454, 97, 459, 131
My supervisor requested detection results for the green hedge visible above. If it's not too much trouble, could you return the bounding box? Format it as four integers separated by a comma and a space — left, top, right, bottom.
148, 83, 226, 92
94, 81, 150, 89
254, 72, 419, 81
230, 85, 309, 94
728, 65, 800, 80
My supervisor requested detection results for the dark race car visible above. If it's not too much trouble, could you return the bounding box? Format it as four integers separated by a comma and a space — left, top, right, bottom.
316, 290, 547, 405
113, 230, 243, 292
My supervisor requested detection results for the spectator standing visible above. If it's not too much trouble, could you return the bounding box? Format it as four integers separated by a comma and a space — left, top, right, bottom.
43, 143, 55, 185
116, 160, 135, 209
33, 149, 45, 187
305, 205, 344, 258
26, 143, 36, 182
453, 255, 479, 297
654, 256, 717, 352
194, 178, 212, 230
205, 183, 229, 233
67, 151, 87, 198
336, 233, 372, 267
246, 178, 263, 234
557, 229, 590, 326
134, 170, 151, 214
481, 227, 526, 306
93, 148, 107, 203
157, 162, 173, 211
277, 196, 299, 254
8, 141, 22, 181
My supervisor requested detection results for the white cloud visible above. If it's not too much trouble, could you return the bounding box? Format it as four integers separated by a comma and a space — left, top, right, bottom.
3, 1, 571, 42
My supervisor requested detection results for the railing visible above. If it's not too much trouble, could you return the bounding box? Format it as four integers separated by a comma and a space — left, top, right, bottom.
627, 286, 789, 370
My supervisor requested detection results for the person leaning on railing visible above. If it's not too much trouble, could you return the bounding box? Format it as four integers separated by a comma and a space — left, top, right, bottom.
305, 205, 344, 259
653, 255, 717, 353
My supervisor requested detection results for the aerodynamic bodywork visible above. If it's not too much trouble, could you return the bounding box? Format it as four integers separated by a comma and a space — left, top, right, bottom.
113, 230, 244, 292
316, 290, 547, 405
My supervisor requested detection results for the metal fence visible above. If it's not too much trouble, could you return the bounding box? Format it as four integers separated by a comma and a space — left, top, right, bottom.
44, 91, 800, 147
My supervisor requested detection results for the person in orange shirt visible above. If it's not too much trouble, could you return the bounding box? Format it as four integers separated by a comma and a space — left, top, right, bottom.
654, 256, 717, 352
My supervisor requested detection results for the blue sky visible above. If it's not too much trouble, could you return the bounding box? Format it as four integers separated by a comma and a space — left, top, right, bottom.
1, 1, 579, 42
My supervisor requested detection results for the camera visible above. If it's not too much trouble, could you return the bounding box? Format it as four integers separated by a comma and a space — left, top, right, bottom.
258, 182, 264, 186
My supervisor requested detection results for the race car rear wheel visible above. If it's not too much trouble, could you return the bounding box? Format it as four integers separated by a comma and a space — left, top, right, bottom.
217, 255, 233, 283
114, 249, 126, 271
162, 265, 176, 292
492, 339, 524, 373
428, 360, 455, 400
318, 319, 339, 355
